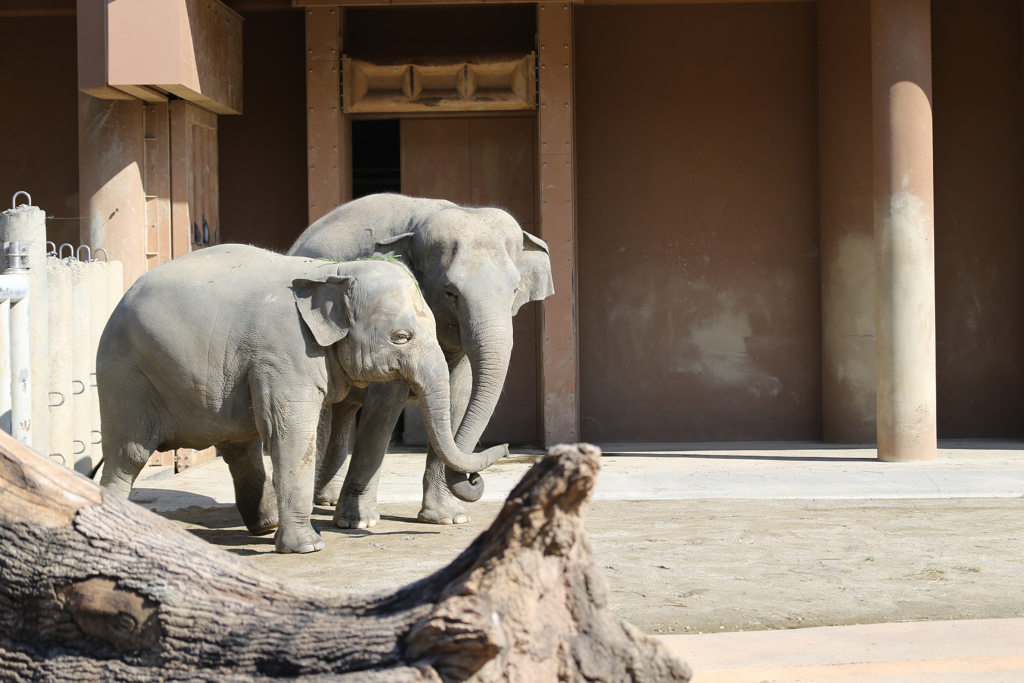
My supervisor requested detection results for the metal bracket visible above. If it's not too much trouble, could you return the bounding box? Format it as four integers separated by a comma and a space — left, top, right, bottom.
11, 191, 31, 209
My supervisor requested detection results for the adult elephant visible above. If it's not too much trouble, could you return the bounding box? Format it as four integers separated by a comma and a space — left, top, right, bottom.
289, 194, 553, 526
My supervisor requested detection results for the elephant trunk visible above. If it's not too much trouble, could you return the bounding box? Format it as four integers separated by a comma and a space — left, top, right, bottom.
408, 345, 508, 485
453, 309, 515, 454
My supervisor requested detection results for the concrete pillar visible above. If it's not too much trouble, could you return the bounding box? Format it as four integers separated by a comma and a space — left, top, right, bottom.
47, 256, 74, 467
87, 261, 109, 466
78, 92, 147, 291
70, 260, 93, 473
819, 0, 877, 444
0, 203, 50, 455
871, 0, 938, 461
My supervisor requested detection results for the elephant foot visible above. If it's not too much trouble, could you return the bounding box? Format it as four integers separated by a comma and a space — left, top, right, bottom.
333, 495, 380, 529
237, 500, 279, 536
419, 481, 470, 524
314, 487, 341, 507
248, 522, 278, 536
417, 505, 470, 525
274, 524, 325, 554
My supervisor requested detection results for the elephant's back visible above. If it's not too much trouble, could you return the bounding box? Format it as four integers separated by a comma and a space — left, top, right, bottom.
288, 194, 456, 258
106, 245, 294, 367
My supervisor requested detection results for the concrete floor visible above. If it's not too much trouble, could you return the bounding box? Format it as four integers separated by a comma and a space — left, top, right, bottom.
128, 440, 1024, 681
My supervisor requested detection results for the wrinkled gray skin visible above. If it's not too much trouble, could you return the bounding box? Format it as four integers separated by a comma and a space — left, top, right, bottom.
96, 244, 507, 553
288, 194, 553, 527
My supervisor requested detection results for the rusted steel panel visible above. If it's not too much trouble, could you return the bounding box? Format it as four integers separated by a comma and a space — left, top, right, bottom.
400, 119, 473, 204
932, 0, 1024, 438
470, 118, 536, 225
306, 7, 343, 223
575, 3, 821, 442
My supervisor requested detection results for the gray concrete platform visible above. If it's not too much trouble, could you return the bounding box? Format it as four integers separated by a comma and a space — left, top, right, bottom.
131, 439, 1024, 512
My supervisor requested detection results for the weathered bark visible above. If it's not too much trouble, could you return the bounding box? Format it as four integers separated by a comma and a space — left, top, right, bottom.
0, 432, 690, 682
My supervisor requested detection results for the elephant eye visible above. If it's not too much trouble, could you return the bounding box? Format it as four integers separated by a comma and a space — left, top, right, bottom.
390, 330, 412, 345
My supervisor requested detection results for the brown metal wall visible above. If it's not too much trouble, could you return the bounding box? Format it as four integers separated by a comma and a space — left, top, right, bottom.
0, 16, 80, 247
219, 10, 309, 252
575, 3, 821, 443
932, 0, 1024, 438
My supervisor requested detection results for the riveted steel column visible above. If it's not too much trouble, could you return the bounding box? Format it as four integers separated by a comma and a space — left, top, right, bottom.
871, 0, 937, 461
306, 6, 349, 225
538, 2, 579, 448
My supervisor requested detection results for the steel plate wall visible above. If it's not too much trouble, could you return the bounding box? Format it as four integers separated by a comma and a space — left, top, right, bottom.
575, 3, 821, 442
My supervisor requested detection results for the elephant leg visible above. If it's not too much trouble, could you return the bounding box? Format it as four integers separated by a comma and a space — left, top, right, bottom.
419, 355, 472, 525
334, 380, 408, 529
314, 399, 361, 506
219, 439, 277, 535
97, 408, 159, 499
258, 393, 329, 554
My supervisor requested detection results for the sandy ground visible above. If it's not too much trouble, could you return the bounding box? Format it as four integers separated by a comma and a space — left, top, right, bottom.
154, 475, 1024, 635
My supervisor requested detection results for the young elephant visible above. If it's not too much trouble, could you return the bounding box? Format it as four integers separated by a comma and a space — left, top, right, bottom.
96, 244, 507, 553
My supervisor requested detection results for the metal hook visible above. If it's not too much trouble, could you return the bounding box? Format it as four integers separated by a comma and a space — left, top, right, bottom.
11, 191, 31, 209
94, 247, 110, 262
48, 391, 65, 408
73, 440, 86, 455
46, 241, 57, 256
49, 453, 67, 466
77, 244, 92, 262
59, 243, 75, 260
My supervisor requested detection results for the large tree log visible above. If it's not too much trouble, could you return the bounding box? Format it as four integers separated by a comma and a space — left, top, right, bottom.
0, 432, 690, 682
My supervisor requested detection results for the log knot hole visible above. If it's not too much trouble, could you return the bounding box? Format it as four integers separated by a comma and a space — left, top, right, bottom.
59, 577, 161, 651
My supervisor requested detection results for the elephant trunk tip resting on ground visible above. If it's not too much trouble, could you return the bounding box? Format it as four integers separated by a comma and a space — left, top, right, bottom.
96, 244, 507, 553
288, 193, 554, 528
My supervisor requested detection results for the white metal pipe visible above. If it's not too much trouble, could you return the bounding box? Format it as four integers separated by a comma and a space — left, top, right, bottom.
0, 273, 29, 437
0, 201, 50, 455
10, 287, 31, 445
0, 274, 29, 302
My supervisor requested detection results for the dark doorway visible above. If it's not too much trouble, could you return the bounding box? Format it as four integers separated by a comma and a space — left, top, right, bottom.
352, 119, 401, 198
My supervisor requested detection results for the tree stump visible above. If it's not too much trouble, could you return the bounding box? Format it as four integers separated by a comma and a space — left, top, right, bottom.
0, 431, 691, 682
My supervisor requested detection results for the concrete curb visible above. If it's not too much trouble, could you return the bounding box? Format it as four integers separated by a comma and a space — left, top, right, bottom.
657, 618, 1024, 682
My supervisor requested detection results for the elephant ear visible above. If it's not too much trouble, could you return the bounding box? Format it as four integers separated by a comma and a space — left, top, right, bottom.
293, 275, 355, 348
512, 231, 555, 315
373, 232, 415, 267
